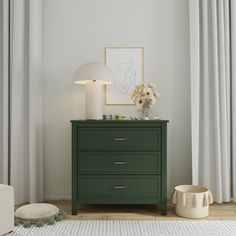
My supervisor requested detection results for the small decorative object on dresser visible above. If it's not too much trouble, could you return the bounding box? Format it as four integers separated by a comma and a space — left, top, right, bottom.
131, 83, 160, 120
71, 119, 169, 215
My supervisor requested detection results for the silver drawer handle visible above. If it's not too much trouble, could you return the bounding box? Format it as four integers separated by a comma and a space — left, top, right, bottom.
113, 138, 127, 141
113, 161, 127, 165
112, 185, 127, 189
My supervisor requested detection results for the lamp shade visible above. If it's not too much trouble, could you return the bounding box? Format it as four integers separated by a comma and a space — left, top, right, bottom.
73, 63, 113, 85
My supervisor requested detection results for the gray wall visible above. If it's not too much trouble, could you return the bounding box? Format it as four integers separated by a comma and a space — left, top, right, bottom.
42, 0, 192, 199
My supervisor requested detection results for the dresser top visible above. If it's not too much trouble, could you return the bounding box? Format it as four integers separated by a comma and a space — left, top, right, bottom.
71, 119, 169, 123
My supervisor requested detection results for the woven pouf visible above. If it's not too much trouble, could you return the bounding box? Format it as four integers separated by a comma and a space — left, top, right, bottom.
0, 184, 14, 236
15, 203, 66, 228
172, 185, 213, 219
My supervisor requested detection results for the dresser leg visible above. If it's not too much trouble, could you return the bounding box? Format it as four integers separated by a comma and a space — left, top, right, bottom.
72, 122, 78, 215
72, 199, 78, 215
160, 203, 167, 215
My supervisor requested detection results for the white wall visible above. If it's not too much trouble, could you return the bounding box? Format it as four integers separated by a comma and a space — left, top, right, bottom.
42, 0, 191, 199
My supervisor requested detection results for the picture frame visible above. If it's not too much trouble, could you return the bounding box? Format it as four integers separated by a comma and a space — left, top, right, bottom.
105, 47, 144, 105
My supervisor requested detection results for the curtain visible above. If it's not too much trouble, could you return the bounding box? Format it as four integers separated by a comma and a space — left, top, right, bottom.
232, 0, 236, 202
0, 0, 9, 185
0, 0, 43, 204
189, 0, 235, 203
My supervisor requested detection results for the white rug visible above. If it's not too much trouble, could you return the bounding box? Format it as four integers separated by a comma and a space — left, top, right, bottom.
9, 220, 236, 236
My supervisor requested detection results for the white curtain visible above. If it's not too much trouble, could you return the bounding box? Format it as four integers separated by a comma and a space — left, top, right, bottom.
0, 0, 43, 204
232, 0, 236, 202
189, 0, 235, 203
0, 0, 9, 185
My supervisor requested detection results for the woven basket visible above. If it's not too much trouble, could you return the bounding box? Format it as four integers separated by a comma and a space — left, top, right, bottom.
172, 185, 213, 219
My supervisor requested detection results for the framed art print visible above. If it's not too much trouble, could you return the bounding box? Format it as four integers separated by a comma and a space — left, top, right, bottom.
105, 47, 144, 105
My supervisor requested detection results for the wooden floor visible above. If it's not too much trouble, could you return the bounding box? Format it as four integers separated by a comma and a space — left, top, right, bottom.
45, 200, 236, 220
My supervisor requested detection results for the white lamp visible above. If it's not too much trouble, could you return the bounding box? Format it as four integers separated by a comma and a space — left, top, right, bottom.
73, 63, 113, 120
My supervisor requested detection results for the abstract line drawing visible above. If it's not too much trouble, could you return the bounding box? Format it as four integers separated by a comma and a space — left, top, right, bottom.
115, 60, 137, 94
105, 47, 143, 105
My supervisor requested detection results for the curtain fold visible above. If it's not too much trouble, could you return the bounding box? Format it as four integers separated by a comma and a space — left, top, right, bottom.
232, 0, 236, 202
0, 0, 9, 185
8, 0, 43, 204
189, 0, 233, 203
189, 0, 200, 186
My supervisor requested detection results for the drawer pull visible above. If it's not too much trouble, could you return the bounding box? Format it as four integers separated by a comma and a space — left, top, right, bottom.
113, 138, 127, 141
113, 161, 127, 165
112, 185, 127, 190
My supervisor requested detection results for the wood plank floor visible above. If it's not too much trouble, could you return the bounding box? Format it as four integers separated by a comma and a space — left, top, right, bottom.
45, 200, 236, 220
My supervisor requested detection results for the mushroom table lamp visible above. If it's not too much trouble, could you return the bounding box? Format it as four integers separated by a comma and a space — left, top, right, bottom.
73, 63, 113, 120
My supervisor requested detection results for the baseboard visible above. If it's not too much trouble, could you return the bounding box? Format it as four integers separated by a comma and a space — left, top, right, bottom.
44, 196, 71, 201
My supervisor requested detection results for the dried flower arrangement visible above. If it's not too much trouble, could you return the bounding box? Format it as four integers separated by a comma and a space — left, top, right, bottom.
131, 83, 160, 109
130, 83, 160, 119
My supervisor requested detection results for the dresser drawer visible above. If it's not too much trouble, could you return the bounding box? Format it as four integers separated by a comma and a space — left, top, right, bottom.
79, 152, 161, 174
78, 175, 161, 198
78, 128, 161, 150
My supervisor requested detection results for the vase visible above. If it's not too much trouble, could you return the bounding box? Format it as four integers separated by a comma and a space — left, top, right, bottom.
137, 108, 152, 119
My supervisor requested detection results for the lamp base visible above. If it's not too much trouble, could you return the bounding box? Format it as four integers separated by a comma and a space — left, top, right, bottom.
85, 82, 103, 120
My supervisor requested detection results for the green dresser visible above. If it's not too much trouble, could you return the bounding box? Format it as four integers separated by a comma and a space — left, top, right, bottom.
71, 120, 168, 215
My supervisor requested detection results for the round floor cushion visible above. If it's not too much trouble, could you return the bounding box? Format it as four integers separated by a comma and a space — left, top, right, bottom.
15, 203, 59, 220
15, 203, 65, 228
